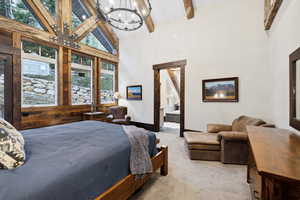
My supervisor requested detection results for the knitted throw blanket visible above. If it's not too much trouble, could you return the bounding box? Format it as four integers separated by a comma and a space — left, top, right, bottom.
122, 126, 153, 176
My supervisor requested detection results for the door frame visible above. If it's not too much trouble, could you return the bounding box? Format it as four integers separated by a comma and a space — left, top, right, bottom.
0, 54, 13, 123
153, 60, 186, 137
0, 32, 22, 129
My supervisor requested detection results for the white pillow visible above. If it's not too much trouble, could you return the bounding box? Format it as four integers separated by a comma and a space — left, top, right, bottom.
0, 119, 25, 169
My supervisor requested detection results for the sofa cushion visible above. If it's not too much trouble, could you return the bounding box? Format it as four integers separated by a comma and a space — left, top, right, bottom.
232, 116, 265, 132
184, 132, 220, 150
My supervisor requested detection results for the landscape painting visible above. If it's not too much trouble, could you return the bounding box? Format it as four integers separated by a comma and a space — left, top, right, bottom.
127, 85, 142, 100
202, 77, 239, 102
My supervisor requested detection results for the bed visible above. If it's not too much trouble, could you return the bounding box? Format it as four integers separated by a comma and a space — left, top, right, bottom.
0, 120, 168, 200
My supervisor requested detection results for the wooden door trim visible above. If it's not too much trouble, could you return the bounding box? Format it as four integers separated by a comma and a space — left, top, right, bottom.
0, 54, 13, 123
153, 60, 186, 137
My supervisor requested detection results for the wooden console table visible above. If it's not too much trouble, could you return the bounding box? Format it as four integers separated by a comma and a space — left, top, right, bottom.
247, 126, 300, 200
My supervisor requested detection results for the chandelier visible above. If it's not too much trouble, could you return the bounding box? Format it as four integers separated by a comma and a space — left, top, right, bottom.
96, 0, 152, 31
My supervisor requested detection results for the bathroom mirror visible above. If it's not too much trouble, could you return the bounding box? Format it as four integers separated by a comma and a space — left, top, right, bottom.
290, 47, 300, 130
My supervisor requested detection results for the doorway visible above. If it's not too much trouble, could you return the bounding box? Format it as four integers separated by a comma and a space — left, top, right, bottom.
0, 53, 13, 123
153, 60, 186, 137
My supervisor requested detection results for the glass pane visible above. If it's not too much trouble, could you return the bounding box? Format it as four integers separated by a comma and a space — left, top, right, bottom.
91, 27, 116, 54
72, 12, 83, 29
0, 58, 5, 118
71, 54, 81, 64
40, 0, 56, 16
72, 0, 92, 29
82, 57, 92, 66
101, 73, 114, 104
22, 41, 40, 55
22, 59, 56, 106
41, 45, 56, 59
81, 32, 108, 52
103, 62, 115, 71
0, 0, 44, 30
72, 68, 92, 105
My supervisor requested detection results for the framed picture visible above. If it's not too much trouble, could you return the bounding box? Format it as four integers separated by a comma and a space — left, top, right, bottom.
127, 85, 142, 100
202, 77, 239, 102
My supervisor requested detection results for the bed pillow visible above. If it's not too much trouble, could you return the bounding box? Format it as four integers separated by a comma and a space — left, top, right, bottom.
0, 119, 25, 169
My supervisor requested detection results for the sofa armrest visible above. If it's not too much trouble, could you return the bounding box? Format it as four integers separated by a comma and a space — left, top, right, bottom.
217, 131, 248, 142
207, 124, 232, 133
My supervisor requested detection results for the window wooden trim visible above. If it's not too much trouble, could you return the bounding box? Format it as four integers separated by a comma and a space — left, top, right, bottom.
21, 40, 59, 108
99, 59, 118, 106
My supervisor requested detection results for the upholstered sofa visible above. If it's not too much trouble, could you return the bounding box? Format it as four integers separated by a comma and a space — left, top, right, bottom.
184, 116, 274, 164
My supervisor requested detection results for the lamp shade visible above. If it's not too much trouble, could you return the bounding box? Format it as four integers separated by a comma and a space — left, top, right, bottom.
114, 92, 121, 99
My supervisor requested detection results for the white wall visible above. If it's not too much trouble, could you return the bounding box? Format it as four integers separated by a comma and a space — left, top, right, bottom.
119, 0, 274, 131
268, 0, 300, 131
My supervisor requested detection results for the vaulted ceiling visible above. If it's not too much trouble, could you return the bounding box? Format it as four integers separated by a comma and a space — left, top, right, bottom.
113, 0, 200, 37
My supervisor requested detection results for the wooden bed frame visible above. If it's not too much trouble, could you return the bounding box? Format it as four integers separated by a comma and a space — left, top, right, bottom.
96, 145, 168, 200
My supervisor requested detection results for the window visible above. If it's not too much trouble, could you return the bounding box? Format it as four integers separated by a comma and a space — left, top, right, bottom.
71, 0, 92, 29
80, 27, 117, 54
81, 32, 108, 52
21, 41, 57, 107
101, 62, 115, 104
0, 0, 44, 30
71, 54, 92, 105
71, 0, 116, 54
40, 0, 56, 16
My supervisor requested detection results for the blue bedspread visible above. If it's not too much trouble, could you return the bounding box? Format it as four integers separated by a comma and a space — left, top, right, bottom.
0, 121, 157, 200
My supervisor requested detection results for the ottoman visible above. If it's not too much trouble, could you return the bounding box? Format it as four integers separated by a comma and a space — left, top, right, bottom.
184, 132, 221, 161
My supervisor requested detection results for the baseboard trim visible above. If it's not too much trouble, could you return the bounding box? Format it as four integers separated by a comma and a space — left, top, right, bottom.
130, 121, 156, 132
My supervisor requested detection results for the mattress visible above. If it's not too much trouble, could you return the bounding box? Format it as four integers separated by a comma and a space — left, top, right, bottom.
0, 121, 157, 200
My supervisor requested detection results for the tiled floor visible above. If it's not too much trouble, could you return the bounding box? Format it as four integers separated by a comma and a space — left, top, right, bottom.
130, 128, 250, 200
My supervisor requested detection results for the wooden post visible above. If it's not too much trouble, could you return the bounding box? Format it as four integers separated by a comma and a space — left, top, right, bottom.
62, 48, 72, 105
153, 69, 160, 132
12, 32, 21, 129
57, 0, 72, 32
160, 145, 168, 176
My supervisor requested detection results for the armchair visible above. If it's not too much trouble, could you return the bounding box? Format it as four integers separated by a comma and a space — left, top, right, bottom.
108, 106, 131, 125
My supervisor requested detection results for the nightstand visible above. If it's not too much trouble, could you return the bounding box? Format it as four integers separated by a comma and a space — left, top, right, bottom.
82, 112, 108, 121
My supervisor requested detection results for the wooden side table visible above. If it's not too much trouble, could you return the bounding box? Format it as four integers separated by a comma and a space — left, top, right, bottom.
83, 112, 108, 121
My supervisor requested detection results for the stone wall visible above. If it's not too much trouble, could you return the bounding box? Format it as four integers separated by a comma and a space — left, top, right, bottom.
72, 85, 91, 104
22, 76, 56, 105
0, 75, 91, 106
22, 76, 91, 105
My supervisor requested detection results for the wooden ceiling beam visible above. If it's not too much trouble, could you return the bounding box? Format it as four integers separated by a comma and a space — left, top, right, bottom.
0, 16, 118, 63
74, 15, 99, 42
135, 0, 155, 33
167, 69, 180, 98
183, 0, 194, 19
0, 16, 54, 42
57, 0, 72, 31
83, 0, 119, 49
26, 0, 57, 34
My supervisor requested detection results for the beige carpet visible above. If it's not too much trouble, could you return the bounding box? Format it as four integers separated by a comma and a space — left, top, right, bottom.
130, 129, 250, 200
